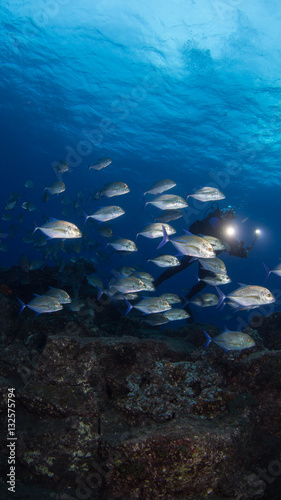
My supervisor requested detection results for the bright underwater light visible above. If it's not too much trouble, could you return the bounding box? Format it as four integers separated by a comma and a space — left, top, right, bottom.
225, 225, 236, 237
255, 228, 261, 235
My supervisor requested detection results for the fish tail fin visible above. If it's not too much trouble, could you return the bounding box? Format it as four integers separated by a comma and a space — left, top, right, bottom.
124, 299, 132, 316
157, 225, 169, 250
17, 297, 26, 315
203, 330, 212, 349
182, 297, 189, 308
216, 287, 225, 308
263, 263, 271, 282
82, 211, 88, 225
32, 222, 38, 236
194, 273, 200, 284
96, 287, 103, 300
142, 195, 148, 213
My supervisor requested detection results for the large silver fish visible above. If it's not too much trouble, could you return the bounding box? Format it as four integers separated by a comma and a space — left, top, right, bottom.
145, 194, 188, 210
218, 284, 275, 309
34, 219, 82, 239
188, 187, 225, 202
158, 226, 215, 258
17, 295, 63, 315
83, 206, 125, 223
203, 330, 255, 352
144, 179, 176, 195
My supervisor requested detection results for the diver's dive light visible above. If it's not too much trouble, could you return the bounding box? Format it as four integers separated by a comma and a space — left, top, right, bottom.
225, 225, 236, 237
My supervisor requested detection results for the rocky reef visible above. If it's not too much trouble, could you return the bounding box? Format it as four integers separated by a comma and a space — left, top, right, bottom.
0, 263, 281, 499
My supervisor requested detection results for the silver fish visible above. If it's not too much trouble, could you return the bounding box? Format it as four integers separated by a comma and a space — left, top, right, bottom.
29, 259, 44, 271
137, 223, 176, 239
45, 181, 65, 194
110, 276, 148, 294
203, 330, 255, 352
133, 271, 154, 282
198, 257, 227, 275
17, 295, 63, 315
101, 182, 130, 198
188, 187, 225, 202
142, 313, 170, 326
163, 309, 190, 321
158, 227, 215, 258
43, 287, 71, 304
53, 160, 69, 174
34, 219, 82, 239
138, 279, 155, 292
126, 297, 171, 315
144, 179, 176, 195
88, 157, 112, 171
83, 206, 125, 223
160, 293, 182, 304
199, 273, 231, 286
198, 235, 225, 251
218, 285, 275, 308
190, 293, 219, 307
109, 239, 137, 252
148, 255, 180, 268
98, 225, 113, 238
111, 266, 136, 279
145, 194, 188, 210
154, 209, 183, 223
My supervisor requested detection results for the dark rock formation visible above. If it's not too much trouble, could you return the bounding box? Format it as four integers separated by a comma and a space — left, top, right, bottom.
0, 263, 281, 499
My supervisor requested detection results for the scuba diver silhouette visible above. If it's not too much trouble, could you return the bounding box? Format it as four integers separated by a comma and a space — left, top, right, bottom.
153, 203, 259, 321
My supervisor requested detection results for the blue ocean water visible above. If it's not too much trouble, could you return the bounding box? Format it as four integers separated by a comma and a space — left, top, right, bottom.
1, 0, 281, 329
